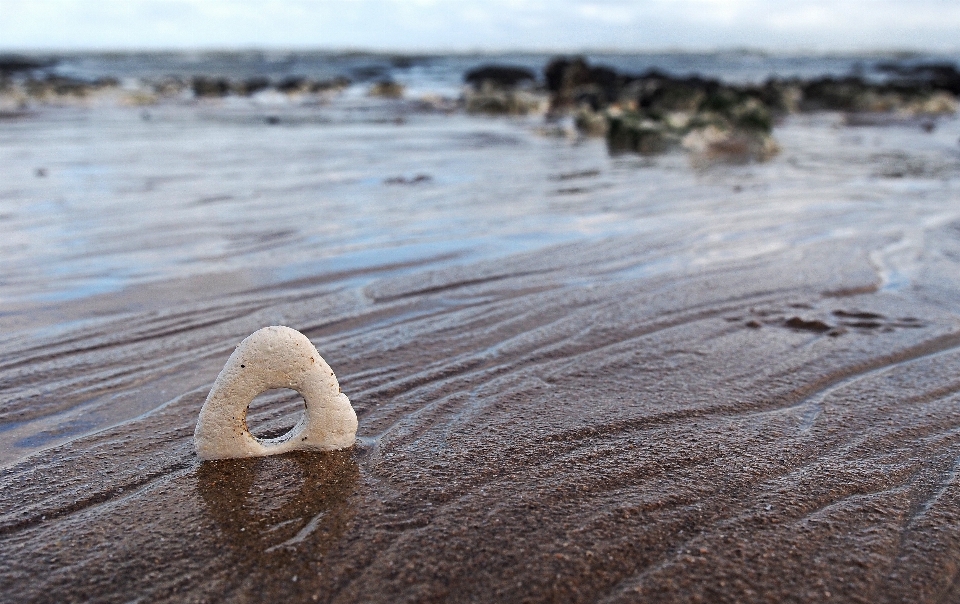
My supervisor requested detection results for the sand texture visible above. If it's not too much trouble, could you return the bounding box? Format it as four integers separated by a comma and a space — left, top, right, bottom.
2, 104, 960, 602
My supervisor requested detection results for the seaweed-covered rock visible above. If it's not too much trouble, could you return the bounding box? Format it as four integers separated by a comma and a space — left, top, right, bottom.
238, 77, 271, 96
310, 76, 351, 93
799, 77, 876, 112
542, 56, 958, 161
465, 88, 547, 115
906, 92, 958, 115
607, 114, 675, 155
574, 108, 608, 136
368, 80, 404, 98
798, 68, 960, 115
152, 76, 187, 97
682, 126, 780, 165
463, 64, 547, 116
23, 75, 118, 99
544, 58, 780, 161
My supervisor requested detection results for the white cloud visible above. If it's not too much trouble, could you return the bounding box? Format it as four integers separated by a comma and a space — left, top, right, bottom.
576, 4, 639, 25
764, 6, 833, 31
658, 0, 754, 26
0, 0, 957, 51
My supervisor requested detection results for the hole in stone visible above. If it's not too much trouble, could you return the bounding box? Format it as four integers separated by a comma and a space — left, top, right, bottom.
246, 388, 306, 440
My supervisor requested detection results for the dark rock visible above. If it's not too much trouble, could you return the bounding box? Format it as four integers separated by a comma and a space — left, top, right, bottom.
465, 65, 536, 90
277, 77, 306, 93
832, 310, 884, 320
351, 65, 388, 81
544, 57, 623, 111
0, 55, 53, 75
191, 76, 231, 98
549, 169, 601, 181
0, 110, 31, 120
785, 317, 832, 333
876, 62, 960, 95
385, 174, 431, 185
798, 68, 959, 114
799, 76, 873, 112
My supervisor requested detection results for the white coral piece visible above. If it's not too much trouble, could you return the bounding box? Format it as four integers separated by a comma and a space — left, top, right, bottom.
194, 326, 357, 460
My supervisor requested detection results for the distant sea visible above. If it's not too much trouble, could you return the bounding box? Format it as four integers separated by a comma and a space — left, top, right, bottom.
18, 49, 960, 95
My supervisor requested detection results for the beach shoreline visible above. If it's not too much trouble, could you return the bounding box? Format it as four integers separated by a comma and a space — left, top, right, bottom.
2, 55, 960, 600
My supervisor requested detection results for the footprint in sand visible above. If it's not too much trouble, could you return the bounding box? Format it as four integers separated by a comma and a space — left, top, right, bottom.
728, 306, 926, 337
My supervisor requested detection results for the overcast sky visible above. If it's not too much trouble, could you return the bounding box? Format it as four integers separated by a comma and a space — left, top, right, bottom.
2, 0, 959, 53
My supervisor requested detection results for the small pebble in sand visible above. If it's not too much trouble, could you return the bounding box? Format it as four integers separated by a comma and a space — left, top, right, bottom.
194, 326, 357, 460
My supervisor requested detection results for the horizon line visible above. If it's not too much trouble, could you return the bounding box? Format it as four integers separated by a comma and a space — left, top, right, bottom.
3, 46, 960, 58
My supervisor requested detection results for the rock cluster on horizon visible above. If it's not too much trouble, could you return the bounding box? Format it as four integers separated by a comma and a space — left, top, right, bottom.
3, 52, 959, 164
465, 56, 960, 163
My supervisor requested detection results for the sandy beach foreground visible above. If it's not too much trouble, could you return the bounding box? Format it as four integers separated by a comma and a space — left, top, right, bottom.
2, 98, 960, 602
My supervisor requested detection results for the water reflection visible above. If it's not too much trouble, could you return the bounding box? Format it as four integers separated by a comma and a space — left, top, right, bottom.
196, 450, 359, 558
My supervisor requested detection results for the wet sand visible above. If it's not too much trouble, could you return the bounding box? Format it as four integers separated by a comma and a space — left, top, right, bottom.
3, 104, 960, 602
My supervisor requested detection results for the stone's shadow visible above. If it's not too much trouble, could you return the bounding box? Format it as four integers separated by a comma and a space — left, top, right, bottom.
197, 450, 359, 558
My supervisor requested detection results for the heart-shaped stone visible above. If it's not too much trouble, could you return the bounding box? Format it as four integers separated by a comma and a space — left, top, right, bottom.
194, 326, 357, 460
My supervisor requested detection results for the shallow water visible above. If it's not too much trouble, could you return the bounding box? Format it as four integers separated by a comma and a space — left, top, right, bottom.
3, 89, 960, 601
3, 102, 958, 312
